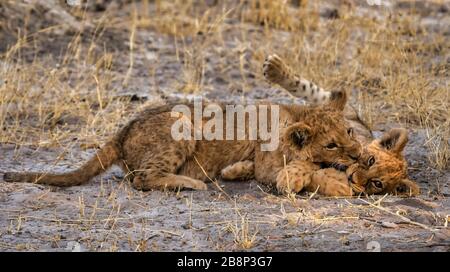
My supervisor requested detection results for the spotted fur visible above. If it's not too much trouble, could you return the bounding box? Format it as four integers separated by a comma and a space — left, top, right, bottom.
263, 54, 331, 104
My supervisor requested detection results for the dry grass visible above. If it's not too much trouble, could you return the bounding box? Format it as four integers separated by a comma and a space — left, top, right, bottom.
227, 207, 259, 250
0, 0, 448, 251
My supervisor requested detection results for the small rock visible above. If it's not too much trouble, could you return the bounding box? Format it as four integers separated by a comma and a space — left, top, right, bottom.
381, 221, 399, 229
145, 52, 158, 61
65, 241, 83, 252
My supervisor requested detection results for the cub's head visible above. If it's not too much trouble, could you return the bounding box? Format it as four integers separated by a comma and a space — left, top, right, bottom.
347, 128, 420, 196
281, 90, 361, 169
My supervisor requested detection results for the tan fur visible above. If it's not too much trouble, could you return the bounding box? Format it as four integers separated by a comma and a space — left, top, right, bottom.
347, 128, 419, 196
257, 54, 419, 196
307, 168, 354, 196
3, 95, 361, 193
306, 129, 420, 197
221, 160, 255, 180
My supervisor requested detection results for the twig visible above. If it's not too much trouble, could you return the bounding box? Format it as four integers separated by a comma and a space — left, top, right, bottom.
358, 198, 437, 232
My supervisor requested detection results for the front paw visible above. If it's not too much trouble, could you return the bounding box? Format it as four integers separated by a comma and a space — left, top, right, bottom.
309, 169, 353, 196
317, 182, 353, 197
276, 171, 307, 194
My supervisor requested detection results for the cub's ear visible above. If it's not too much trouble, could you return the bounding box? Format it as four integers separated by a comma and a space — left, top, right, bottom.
378, 128, 409, 154
285, 123, 313, 148
395, 178, 420, 196
326, 90, 347, 111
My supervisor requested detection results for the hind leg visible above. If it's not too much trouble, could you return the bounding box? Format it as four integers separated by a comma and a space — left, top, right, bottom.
132, 173, 207, 191
126, 141, 207, 191
121, 111, 208, 191
128, 151, 208, 191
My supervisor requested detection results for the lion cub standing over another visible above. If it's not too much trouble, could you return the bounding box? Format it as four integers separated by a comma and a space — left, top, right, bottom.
4, 85, 361, 193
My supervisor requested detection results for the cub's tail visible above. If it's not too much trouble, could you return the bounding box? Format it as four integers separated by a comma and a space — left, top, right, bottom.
3, 141, 120, 187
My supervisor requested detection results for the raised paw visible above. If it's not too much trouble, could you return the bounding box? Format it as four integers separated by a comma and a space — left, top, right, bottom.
263, 54, 291, 85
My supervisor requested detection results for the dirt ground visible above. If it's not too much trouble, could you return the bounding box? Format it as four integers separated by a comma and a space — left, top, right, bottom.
0, 0, 449, 251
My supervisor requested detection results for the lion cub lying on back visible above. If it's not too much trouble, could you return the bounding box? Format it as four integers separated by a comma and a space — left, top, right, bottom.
222, 55, 420, 197
4, 82, 361, 193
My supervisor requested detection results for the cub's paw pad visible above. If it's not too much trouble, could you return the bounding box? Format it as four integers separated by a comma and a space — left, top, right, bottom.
263, 54, 288, 83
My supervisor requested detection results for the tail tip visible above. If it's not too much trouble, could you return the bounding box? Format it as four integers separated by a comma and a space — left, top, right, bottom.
3, 172, 23, 183
3, 172, 13, 182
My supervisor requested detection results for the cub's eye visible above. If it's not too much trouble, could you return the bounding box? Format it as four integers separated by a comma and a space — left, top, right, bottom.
371, 179, 383, 189
368, 156, 375, 167
347, 128, 354, 137
326, 143, 338, 150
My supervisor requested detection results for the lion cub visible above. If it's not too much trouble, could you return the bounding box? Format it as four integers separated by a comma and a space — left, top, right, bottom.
222, 54, 419, 197
4, 88, 361, 193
